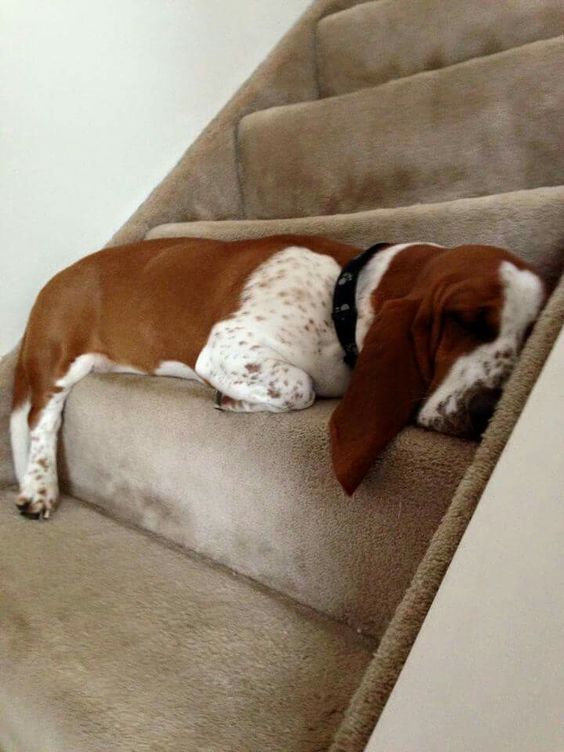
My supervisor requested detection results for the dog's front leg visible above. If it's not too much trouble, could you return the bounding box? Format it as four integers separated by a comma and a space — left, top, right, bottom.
199, 344, 315, 414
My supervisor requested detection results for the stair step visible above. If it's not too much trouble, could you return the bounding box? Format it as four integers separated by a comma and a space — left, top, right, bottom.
238, 36, 564, 219
58, 372, 475, 638
146, 186, 564, 289
0, 490, 373, 751
317, 0, 564, 96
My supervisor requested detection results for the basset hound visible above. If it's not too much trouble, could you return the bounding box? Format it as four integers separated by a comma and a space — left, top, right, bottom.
10, 235, 545, 518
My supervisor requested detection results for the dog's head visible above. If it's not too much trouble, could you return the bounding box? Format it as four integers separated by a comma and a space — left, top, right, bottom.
330, 244, 545, 495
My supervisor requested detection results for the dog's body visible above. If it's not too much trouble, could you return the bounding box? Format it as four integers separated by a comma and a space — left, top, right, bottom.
11, 235, 544, 517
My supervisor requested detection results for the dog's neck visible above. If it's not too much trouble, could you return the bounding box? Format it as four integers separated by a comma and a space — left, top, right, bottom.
354, 244, 413, 351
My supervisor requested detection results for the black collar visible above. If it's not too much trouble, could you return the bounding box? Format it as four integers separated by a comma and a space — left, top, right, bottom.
332, 243, 390, 368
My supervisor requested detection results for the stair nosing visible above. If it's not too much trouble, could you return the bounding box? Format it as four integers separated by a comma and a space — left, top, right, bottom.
240, 33, 564, 129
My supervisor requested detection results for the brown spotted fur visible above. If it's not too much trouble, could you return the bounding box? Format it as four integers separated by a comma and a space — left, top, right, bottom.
13, 235, 358, 426
13, 236, 536, 495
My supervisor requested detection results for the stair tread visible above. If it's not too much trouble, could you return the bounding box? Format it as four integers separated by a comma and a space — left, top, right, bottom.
146, 186, 564, 288
0, 489, 373, 752
58, 372, 475, 638
239, 36, 564, 219
317, 0, 564, 96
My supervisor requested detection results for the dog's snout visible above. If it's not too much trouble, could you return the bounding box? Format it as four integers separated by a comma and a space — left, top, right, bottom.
468, 388, 502, 437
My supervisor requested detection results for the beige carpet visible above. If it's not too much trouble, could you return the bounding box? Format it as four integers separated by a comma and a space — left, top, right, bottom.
2, 0, 563, 748
56, 372, 475, 640
0, 490, 374, 752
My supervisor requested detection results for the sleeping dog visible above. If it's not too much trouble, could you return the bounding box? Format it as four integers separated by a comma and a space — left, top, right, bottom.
11, 235, 545, 517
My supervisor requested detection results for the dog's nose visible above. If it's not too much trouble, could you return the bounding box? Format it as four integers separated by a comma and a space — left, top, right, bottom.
468, 388, 502, 438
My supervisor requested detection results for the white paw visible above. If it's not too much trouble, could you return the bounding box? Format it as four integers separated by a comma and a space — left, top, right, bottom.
214, 392, 266, 413
16, 477, 58, 520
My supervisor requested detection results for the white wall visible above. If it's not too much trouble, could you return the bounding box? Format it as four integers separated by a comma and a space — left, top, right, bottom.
0, 0, 311, 354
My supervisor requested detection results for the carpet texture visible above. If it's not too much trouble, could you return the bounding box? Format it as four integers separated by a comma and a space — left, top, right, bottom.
239, 37, 564, 218
147, 186, 564, 287
1, 0, 563, 748
0, 491, 374, 752
57, 373, 474, 639
329, 273, 564, 752
0, 345, 18, 488
317, 0, 564, 95
107, 0, 365, 247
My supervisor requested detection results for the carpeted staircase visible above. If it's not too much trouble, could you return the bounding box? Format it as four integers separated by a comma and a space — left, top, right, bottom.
1, 2, 563, 750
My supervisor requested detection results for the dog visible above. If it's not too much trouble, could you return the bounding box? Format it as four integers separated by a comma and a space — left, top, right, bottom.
10, 234, 545, 518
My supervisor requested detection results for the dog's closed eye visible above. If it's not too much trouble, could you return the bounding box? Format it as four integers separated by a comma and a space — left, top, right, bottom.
447, 307, 498, 343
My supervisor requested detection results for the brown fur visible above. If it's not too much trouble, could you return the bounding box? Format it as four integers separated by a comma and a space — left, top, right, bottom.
13, 236, 535, 496
13, 235, 358, 426
329, 245, 532, 494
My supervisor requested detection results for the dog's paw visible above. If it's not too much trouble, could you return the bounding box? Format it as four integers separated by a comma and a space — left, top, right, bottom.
214, 392, 269, 413
215, 394, 246, 411
16, 486, 57, 520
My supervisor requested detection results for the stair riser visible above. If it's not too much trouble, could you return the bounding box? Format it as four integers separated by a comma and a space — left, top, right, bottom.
317, 0, 564, 96
59, 374, 474, 638
239, 37, 564, 219
146, 187, 564, 289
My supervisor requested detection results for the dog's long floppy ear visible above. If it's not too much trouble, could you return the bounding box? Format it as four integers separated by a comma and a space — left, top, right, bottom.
329, 298, 428, 495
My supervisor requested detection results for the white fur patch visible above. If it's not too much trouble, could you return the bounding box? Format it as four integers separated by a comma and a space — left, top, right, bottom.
154, 360, 203, 382
55, 353, 112, 388
196, 242, 416, 410
196, 245, 341, 408
499, 261, 545, 337
355, 243, 436, 348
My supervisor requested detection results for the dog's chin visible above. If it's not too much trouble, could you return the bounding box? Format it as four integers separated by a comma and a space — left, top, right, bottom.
417, 386, 501, 440
416, 404, 474, 439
